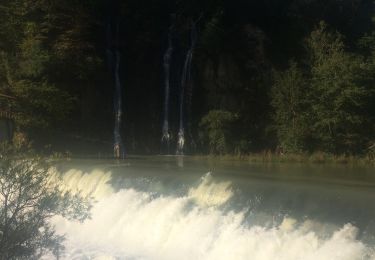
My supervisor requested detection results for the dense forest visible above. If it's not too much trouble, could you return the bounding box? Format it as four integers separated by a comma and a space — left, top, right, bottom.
0, 0, 375, 156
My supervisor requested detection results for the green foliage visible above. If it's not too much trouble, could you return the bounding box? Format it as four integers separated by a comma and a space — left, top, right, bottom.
271, 62, 310, 153
19, 28, 49, 78
0, 1, 76, 129
0, 145, 91, 259
199, 110, 237, 154
272, 22, 374, 154
1, 0, 375, 155
307, 22, 372, 153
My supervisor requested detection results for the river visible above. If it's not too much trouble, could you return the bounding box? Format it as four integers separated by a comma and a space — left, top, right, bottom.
49, 156, 375, 260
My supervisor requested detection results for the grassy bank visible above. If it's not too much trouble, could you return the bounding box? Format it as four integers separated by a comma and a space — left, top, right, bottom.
192, 151, 375, 165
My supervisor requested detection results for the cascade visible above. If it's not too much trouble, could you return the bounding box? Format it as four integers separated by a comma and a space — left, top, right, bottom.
106, 19, 124, 159
176, 21, 198, 155
161, 20, 174, 153
48, 169, 375, 260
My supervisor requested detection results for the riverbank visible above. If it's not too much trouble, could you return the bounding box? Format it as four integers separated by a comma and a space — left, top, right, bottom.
192, 152, 375, 166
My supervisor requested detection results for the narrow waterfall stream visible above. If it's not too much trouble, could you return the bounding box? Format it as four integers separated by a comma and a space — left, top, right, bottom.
106, 18, 124, 158
161, 22, 174, 153
177, 22, 198, 155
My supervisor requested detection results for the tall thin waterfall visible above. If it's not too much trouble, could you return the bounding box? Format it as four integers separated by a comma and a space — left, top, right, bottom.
177, 22, 198, 155
161, 23, 174, 153
106, 21, 124, 158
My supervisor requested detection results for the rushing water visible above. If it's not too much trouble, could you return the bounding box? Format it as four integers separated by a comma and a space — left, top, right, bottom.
49, 157, 375, 260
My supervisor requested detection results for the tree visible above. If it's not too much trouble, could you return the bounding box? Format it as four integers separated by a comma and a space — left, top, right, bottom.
199, 110, 237, 154
271, 21, 374, 154
307, 22, 372, 153
271, 62, 310, 153
0, 146, 91, 259
0, 1, 75, 129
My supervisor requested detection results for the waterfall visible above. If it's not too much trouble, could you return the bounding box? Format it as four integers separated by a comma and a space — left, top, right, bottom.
177, 22, 198, 155
47, 169, 375, 260
106, 20, 124, 158
161, 22, 174, 153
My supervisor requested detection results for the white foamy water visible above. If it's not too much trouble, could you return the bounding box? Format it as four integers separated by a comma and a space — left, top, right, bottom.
188, 172, 233, 207
48, 169, 375, 260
